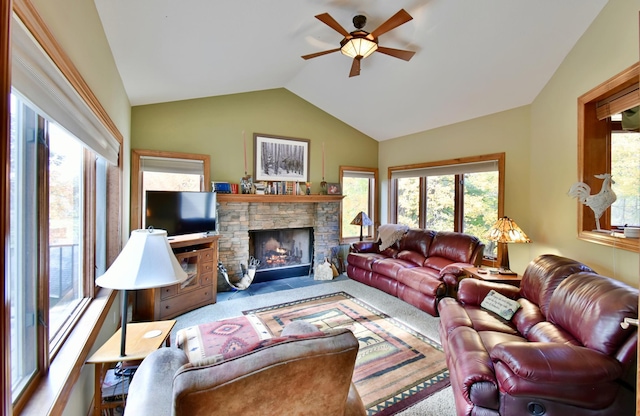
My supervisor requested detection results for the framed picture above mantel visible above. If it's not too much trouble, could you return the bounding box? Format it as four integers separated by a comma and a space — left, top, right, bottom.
254, 134, 310, 182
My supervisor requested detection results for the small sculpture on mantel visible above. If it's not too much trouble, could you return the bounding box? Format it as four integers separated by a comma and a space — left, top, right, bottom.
568, 173, 617, 232
241, 173, 253, 194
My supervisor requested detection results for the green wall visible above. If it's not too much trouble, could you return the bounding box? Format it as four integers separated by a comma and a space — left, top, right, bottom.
131, 88, 378, 193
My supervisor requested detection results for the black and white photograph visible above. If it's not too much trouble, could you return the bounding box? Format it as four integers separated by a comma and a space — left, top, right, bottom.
254, 134, 310, 182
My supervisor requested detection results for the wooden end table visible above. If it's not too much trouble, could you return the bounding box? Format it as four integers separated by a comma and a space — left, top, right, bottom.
86, 320, 176, 416
462, 266, 522, 287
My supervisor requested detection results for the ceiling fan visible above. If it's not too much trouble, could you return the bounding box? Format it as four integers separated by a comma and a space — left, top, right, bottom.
301, 9, 416, 77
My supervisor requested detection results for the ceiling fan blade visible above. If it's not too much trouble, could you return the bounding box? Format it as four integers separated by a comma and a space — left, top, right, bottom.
376, 46, 416, 61
315, 13, 350, 37
370, 9, 413, 39
349, 58, 361, 77
301, 48, 341, 60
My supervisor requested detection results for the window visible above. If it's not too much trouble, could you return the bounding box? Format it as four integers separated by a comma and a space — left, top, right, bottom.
577, 62, 639, 252
340, 166, 378, 241
390, 154, 504, 261
9, 91, 110, 403
8, 10, 121, 409
131, 150, 210, 230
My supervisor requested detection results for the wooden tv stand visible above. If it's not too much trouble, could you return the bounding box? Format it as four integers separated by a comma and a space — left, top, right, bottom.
133, 234, 219, 321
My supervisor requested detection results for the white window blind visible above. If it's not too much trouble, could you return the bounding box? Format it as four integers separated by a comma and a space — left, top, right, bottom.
11, 14, 120, 164
596, 84, 640, 120
343, 170, 376, 179
140, 156, 204, 175
391, 160, 498, 180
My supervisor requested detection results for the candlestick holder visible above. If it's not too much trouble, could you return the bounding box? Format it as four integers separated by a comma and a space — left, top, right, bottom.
320, 179, 327, 195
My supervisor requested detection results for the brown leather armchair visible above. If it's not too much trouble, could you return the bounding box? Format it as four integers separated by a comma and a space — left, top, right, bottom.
124, 322, 366, 416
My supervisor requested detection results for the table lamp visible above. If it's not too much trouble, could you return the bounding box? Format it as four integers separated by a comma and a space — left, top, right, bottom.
350, 211, 373, 241
485, 217, 531, 275
96, 228, 187, 357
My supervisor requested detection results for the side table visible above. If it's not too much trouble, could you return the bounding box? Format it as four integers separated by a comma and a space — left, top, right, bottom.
462, 266, 522, 287
86, 320, 176, 416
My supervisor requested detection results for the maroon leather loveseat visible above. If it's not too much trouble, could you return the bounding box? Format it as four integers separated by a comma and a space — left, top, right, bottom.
347, 229, 484, 316
438, 254, 638, 416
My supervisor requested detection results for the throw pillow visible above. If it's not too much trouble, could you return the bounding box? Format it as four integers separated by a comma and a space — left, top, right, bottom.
481, 290, 520, 320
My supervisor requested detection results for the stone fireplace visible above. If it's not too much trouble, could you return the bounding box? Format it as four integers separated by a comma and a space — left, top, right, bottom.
216, 196, 341, 283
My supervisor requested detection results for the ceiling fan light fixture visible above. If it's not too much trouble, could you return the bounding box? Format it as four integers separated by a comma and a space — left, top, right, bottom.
340, 33, 378, 59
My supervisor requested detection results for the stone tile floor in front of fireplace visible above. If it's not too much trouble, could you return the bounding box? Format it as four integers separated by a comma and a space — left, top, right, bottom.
217, 273, 349, 302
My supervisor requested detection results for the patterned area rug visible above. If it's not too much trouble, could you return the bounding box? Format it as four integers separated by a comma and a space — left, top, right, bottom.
243, 292, 450, 415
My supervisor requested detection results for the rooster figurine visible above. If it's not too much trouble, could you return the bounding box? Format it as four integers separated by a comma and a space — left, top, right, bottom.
568, 173, 616, 231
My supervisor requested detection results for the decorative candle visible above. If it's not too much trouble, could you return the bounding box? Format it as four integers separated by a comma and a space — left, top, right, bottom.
243, 130, 247, 173
322, 142, 325, 179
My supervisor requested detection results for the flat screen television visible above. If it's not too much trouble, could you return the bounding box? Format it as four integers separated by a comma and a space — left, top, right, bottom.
145, 191, 217, 237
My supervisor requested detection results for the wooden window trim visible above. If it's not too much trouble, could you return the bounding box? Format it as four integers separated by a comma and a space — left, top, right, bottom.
339, 166, 379, 243
131, 149, 211, 232
577, 62, 639, 253
388, 153, 505, 264
5, 0, 125, 414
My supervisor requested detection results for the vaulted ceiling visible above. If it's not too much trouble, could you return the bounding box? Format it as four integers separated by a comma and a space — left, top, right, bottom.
94, 0, 608, 141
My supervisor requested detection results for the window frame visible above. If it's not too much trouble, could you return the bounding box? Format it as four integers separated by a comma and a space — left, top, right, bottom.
131, 149, 211, 231
4, 1, 124, 414
339, 166, 378, 243
577, 62, 639, 253
388, 153, 505, 264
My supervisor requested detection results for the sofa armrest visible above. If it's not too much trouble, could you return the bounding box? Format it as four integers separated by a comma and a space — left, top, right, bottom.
457, 278, 521, 307
440, 262, 473, 277
491, 342, 622, 384
124, 347, 190, 416
351, 241, 380, 253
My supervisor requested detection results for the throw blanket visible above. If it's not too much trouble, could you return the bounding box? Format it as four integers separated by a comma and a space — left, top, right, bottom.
378, 224, 409, 250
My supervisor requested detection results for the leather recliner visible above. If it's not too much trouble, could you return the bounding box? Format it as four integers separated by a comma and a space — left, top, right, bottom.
124, 323, 366, 416
438, 254, 638, 416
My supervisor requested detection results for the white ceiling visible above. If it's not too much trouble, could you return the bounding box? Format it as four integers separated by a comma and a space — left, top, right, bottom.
94, 0, 608, 141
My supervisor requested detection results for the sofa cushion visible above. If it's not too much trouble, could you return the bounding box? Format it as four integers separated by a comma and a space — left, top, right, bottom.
397, 229, 435, 257
519, 254, 594, 318
456, 305, 519, 335
547, 272, 638, 356
427, 231, 480, 264
347, 252, 386, 271
371, 258, 417, 279
423, 256, 455, 272
395, 266, 442, 293
396, 250, 427, 267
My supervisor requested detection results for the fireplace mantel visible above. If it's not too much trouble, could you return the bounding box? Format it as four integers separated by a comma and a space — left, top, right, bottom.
217, 194, 344, 203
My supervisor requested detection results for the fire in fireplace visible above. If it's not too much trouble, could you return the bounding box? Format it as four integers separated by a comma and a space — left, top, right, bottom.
249, 227, 313, 282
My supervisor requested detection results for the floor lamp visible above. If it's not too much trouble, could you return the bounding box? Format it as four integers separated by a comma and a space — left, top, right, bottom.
486, 217, 531, 275
350, 211, 373, 241
96, 228, 187, 357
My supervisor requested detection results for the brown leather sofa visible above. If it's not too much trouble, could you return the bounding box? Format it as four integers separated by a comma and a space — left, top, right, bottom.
438, 254, 638, 416
124, 322, 366, 416
347, 229, 484, 316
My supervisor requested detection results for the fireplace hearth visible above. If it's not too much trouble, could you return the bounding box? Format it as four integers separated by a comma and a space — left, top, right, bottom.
249, 227, 313, 282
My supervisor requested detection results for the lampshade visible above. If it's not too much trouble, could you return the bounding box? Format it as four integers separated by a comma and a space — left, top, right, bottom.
485, 217, 530, 274
96, 228, 187, 357
340, 32, 378, 59
350, 211, 374, 227
485, 217, 531, 244
96, 228, 187, 290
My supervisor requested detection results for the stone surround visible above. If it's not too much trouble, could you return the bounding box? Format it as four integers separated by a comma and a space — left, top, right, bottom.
217, 199, 340, 280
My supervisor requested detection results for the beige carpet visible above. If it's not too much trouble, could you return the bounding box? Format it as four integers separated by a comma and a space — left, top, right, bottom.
173, 276, 456, 416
